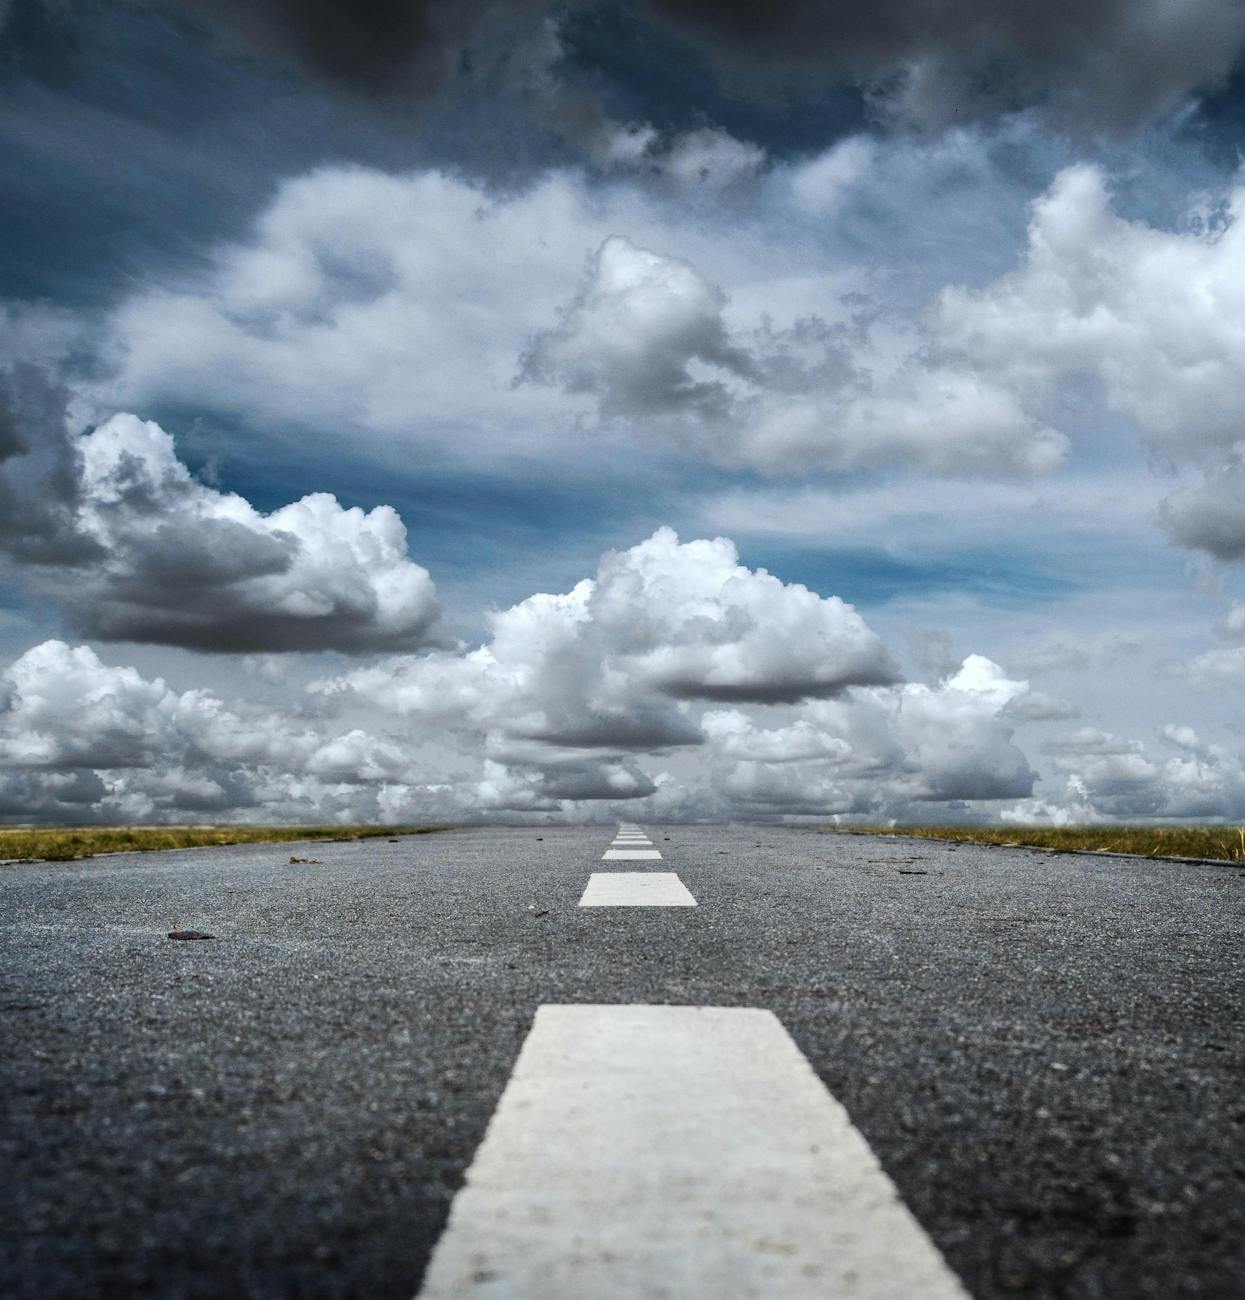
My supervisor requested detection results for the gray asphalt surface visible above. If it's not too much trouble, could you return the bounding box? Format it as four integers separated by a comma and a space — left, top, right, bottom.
2, 825, 1242, 1299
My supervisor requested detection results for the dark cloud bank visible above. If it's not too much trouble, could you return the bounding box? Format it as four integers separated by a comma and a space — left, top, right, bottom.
162, 0, 1245, 128
172, 0, 528, 96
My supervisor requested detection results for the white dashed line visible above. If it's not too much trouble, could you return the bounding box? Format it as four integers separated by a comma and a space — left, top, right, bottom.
578, 872, 697, 907
417, 1004, 969, 1300
602, 848, 662, 860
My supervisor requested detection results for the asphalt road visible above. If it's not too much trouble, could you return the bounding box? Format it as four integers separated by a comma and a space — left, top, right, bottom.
2, 825, 1242, 1299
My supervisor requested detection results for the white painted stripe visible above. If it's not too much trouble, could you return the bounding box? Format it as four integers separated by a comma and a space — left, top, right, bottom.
601, 848, 662, 860
417, 1005, 969, 1299
578, 873, 697, 908
611, 838, 651, 846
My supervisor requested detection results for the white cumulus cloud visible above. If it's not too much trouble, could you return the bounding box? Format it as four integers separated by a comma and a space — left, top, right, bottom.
524, 234, 1067, 475
933, 163, 1245, 562
699, 655, 1036, 816
0, 391, 441, 653
5, 526, 1234, 826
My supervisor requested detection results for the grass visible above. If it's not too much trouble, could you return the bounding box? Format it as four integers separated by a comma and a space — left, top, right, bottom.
0, 824, 455, 863
826, 824, 1245, 863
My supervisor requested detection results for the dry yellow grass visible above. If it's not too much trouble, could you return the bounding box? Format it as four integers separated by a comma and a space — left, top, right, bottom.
827, 824, 1245, 863
0, 824, 454, 862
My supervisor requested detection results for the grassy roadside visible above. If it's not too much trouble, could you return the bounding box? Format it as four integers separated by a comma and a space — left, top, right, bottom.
0, 824, 456, 863
825, 824, 1245, 863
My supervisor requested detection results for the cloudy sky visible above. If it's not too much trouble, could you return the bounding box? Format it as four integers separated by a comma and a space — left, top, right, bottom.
2, 0, 1245, 826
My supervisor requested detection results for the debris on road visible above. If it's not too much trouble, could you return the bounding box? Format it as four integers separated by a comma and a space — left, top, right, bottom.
527, 904, 549, 917
898, 869, 929, 875
289, 855, 322, 864
168, 925, 214, 940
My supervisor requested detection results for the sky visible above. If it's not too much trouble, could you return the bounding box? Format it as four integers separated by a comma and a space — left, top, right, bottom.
2, 0, 1245, 826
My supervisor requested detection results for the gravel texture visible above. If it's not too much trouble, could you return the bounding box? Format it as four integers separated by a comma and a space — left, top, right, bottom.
1, 824, 1242, 1299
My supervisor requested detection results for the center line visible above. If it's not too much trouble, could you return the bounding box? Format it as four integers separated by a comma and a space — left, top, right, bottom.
602, 848, 662, 860
417, 1005, 969, 1300
578, 872, 696, 907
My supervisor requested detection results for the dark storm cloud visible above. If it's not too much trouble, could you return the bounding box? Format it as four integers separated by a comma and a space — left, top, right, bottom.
14, 0, 1236, 324
638, 0, 1245, 129
1160, 467, 1245, 563
0, 365, 102, 566
168, 0, 534, 96
158, 0, 1245, 129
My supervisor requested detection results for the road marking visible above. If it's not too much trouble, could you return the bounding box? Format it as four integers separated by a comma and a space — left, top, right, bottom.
578, 872, 697, 907
602, 848, 662, 860
417, 1005, 969, 1299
